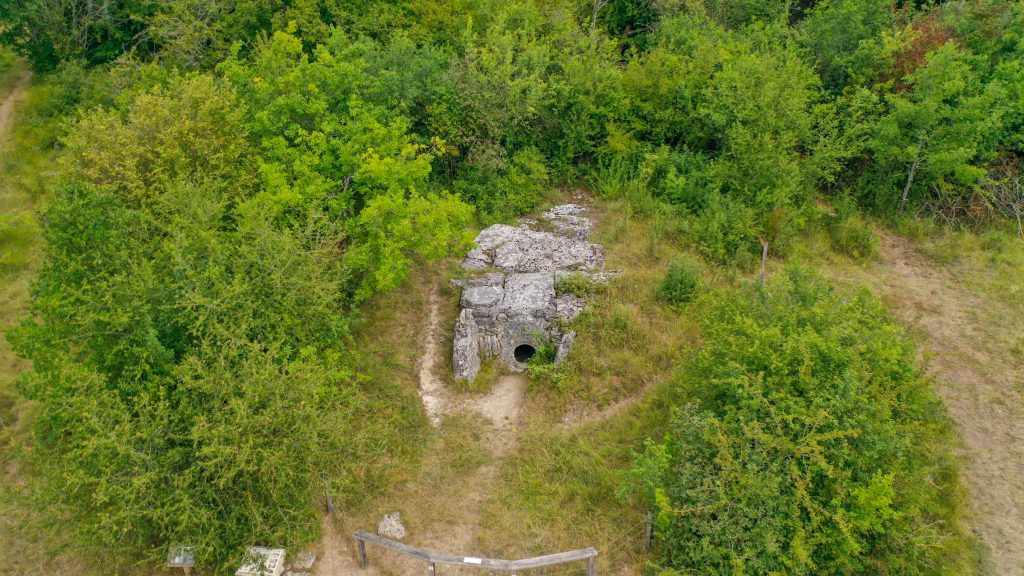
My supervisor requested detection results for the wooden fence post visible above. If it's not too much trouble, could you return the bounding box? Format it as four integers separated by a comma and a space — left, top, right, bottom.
357, 537, 368, 568
586, 555, 596, 576
428, 561, 436, 575
644, 511, 653, 549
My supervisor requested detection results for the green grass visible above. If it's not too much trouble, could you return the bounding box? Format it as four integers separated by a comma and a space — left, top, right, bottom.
895, 217, 1024, 313
467, 196, 710, 572
0, 59, 44, 427
0, 45, 22, 95
524, 197, 705, 418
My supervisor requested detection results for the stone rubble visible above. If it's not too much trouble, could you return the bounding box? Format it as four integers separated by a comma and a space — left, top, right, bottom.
377, 512, 407, 540
453, 204, 608, 380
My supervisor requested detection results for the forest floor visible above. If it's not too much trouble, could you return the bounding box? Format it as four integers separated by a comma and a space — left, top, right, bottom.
823, 231, 1024, 576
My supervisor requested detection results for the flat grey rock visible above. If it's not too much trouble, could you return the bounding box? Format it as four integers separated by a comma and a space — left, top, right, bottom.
501, 273, 555, 317
290, 552, 316, 570
555, 331, 576, 364
462, 285, 504, 309
543, 204, 594, 240
555, 294, 586, 323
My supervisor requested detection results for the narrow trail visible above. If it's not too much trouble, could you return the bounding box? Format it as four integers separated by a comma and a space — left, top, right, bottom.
418, 284, 448, 425
829, 232, 1024, 575
0, 71, 36, 383
0, 73, 30, 147
409, 284, 527, 557
323, 283, 528, 575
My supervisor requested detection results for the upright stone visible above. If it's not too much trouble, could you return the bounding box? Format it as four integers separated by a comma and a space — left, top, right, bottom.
452, 309, 481, 381
555, 330, 576, 364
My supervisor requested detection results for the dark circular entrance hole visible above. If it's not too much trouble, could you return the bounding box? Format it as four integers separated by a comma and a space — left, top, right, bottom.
514, 344, 537, 363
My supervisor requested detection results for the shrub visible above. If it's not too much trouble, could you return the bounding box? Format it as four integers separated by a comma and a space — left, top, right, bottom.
455, 147, 550, 224
531, 341, 559, 365
826, 195, 879, 259
628, 269, 971, 575
684, 192, 759, 267
656, 257, 700, 306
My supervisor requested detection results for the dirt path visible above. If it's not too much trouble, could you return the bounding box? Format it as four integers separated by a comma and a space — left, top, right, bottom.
319, 284, 528, 575
0, 73, 30, 147
829, 232, 1024, 575
418, 284, 448, 425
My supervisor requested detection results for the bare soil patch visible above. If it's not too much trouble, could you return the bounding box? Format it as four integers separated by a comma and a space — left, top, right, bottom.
323, 282, 530, 575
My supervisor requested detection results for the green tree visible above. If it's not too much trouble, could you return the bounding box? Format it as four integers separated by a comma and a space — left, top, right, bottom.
869, 43, 1008, 212
0, 0, 154, 70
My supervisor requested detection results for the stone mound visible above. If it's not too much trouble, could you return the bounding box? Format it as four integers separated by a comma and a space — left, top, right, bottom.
452, 204, 607, 380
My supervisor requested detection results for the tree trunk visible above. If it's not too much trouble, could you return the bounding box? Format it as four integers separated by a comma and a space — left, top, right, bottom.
591, 0, 606, 36
900, 136, 925, 213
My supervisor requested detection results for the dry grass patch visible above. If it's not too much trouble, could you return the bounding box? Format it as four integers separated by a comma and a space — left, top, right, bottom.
525, 198, 702, 420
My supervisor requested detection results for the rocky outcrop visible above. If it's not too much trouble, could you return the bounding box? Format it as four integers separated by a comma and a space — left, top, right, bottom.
453, 204, 607, 379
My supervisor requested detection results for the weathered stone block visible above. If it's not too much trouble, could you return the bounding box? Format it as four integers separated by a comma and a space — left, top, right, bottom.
452, 309, 480, 381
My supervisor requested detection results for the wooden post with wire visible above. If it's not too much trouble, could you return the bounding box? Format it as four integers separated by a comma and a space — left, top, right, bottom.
644, 511, 653, 549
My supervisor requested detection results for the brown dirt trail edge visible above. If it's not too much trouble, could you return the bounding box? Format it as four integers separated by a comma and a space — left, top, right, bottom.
828, 232, 1024, 575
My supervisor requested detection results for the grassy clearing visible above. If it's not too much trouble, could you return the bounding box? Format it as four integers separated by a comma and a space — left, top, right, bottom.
469, 194, 996, 574
468, 197, 713, 573
896, 218, 1024, 312
525, 198, 705, 419
0, 60, 46, 436
0, 58, 90, 576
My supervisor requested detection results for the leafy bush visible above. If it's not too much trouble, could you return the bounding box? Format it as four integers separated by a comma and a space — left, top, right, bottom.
684, 192, 759, 267
455, 147, 550, 223
0, 44, 17, 76
826, 195, 879, 259
656, 257, 700, 306
628, 269, 971, 575
531, 341, 559, 365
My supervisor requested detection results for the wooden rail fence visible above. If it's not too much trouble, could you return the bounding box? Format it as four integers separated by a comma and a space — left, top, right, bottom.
353, 530, 598, 575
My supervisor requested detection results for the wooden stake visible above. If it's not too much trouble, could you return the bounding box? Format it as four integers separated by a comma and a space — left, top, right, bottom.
759, 238, 769, 286
357, 537, 368, 568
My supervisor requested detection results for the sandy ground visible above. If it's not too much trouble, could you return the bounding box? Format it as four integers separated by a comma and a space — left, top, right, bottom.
828, 232, 1024, 575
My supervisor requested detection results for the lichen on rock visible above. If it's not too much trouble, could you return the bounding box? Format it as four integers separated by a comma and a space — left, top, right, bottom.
452, 204, 607, 380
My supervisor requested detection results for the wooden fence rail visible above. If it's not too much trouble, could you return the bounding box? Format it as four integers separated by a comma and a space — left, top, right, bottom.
353, 530, 598, 575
